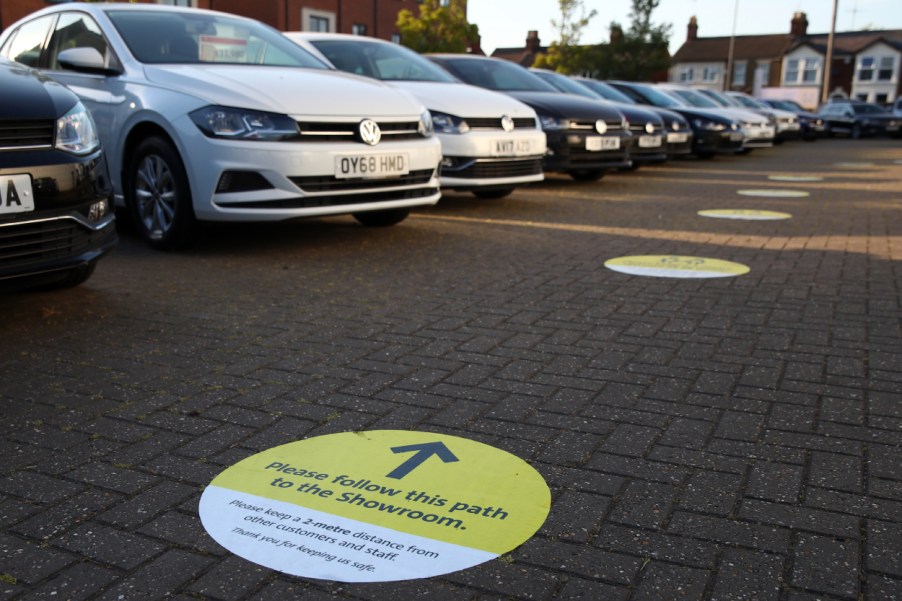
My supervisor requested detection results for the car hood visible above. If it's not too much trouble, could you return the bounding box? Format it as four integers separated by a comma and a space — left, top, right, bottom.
703, 107, 769, 124
389, 81, 536, 119
143, 65, 424, 118
506, 91, 624, 120
606, 101, 662, 125
0, 60, 78, 120
669, 107, 736, 125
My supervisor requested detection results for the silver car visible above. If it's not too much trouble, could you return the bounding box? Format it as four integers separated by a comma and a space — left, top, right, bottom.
0, 4, 441, 250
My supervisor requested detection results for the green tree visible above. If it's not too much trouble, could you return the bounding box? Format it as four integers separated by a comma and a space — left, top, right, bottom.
533, 0, 598, 74
396, 0, 480, 54
594, 0, 672, 80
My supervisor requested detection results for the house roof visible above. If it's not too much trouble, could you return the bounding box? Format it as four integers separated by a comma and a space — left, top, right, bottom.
490, 46, 548, 67
673, 29, 902, 64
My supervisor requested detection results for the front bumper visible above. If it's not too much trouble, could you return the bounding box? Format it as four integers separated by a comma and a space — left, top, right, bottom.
174, 120, 444, 223
543, 130, 631, 172
693, 129, 744, 155
437, 128, 546, 189
665, 131, 694, 156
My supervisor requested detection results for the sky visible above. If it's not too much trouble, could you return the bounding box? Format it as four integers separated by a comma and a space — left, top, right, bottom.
468, 0, 902, 55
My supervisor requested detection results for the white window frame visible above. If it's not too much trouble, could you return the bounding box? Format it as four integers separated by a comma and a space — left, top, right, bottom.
679, 67, 695, 83
732, 61, 746, 87
857, 56, 875, 82
702, 66, 719, 83
302, 8, 336, 33
878, 56, 895, 81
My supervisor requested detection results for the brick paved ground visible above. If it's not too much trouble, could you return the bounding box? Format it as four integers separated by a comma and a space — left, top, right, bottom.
1, 138, 900, 600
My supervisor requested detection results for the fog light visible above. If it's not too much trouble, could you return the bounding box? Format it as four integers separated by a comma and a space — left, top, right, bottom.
88, 199, 109, 221
441, 157, 454, 168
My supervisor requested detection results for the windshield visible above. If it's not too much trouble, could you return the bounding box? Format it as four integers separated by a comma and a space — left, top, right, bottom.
532, 71, 598, 99
108, 10, 328, 67
631, 85, 685, 108
730, 94, 764, 109
437, 57, 558, 92
577, 80, 635, 104
309, 38, 456, 82
666, 88, 720, 108
699, 90, 736, 107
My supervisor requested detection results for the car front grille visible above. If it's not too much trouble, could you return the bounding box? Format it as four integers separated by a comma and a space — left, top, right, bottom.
289, 169, 434, 193
465, 117, 537, 129
450, 158, 543, 179
630, 124, 664, 134
570, 119, 624, 132
295, 120, 421, 142
0, 120, 54, 150
0, 218, 103, 269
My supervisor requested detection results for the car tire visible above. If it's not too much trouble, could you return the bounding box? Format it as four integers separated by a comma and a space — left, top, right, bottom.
353, 208, 410, 227
568, 169, 605, 181
126, 136, 197, 251
695, 150, 715, 159
472, 188, 514, 200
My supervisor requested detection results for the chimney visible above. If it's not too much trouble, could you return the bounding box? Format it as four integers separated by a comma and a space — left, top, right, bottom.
790, 12, 808, 36
525, 30, 541, 53
687, 16, 698, 41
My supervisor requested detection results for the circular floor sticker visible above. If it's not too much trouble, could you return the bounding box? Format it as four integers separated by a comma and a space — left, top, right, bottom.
767, 175, 823, 182
605, 255, 750, 278
834, 162, 875, 168
199, 430, 550, 583
698, 209, 792, 220
737, 189, 810, 198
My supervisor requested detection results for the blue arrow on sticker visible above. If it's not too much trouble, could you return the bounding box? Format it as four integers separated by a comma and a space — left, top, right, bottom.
386, 441, 459, 480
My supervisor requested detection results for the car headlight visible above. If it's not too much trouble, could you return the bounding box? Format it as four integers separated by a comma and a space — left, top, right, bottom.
189, 106, 298, 140
56, 102, 100, 155
692, 118, 726, 131
539, 114, 568, 130
430, 111, 469, 135
418, 110, 434, 137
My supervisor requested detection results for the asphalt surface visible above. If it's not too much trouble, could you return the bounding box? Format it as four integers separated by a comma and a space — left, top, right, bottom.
1, 137, 901, 601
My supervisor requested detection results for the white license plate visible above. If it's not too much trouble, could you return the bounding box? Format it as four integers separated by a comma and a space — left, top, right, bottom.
638, 135, 662, 148
586, 136, 620, 151
0, 174, 35, 215
334, 154, 409, 179
730, 133, 743, 141
667, 132, 689, 143
492, 139, 533, 157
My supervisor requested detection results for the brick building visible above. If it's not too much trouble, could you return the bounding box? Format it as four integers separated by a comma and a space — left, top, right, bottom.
0, 0, 451, 42
670, 12, 902, 108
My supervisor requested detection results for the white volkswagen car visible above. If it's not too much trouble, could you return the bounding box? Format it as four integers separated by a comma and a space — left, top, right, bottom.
0, 4, 441, 250
286, 33, 546, 199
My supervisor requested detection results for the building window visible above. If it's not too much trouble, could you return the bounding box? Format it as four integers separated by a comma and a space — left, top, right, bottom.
785, 59, 799, 83
878, 56, 895, 81
352, 24, 367, 36
702, 66, 719, 83
391, 33, 401, 44
157, 0, 195, 5
856, 93, 869, 101
876, 93, 888, 104
309, 16, 330, 32
732, 61, 746, 87
857, 56, 875, 81
679, 67, 695, 83
802, 58, 819, 83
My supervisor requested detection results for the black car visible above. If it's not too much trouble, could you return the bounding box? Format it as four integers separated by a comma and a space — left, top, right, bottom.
572, 77, 693, 158
428, 54, 630, 181
529, 69, 667, 169
818, 101, 902, 139
0, 58, 116, 289
761, 99, 826, 141
607, 81, 744, 159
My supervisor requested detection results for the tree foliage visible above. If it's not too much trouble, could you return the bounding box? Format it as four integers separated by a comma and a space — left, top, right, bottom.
533, 0, 597, 74
396, 0, 480, 54
594, 0, 672, 80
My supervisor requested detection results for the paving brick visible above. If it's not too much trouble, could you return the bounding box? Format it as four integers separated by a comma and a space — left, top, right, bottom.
609, 480, 679, 530
868, 520, 902, 578
809, 451, 863, 492
680, 470, 742, 516
541, 489, 610, 542
710, 548, 784, 601
55, 522, 165, 569
747, 461, 803, 503
791, 533, 860, 599
596, 523, 718, 569
186, 555, 271, 601
0, 472, 85, 505
0, 533, 74, 585
98, 481, 198, 529
16, 562, 120, 601
632, 561, 710, 601
554, 577, 629, 601
516, 537, 641, 585
94, 549, 215, 601
12, 489, 121, 540
668, 512, 789, 554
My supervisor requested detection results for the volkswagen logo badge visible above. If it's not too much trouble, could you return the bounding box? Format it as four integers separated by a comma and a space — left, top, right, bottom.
672, 120, 681, 131
645, 122, 655, 134
595, 120, 608, 134
501, 115, 515, 132
359, 119, 381, 146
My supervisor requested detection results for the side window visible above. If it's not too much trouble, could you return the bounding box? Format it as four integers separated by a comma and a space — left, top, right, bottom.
1, 15, 55, 67
47, 12, 113, 70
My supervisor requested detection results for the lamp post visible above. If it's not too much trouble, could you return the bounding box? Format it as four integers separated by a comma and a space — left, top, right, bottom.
822, 0, 839, 104
725, 0, 739, 91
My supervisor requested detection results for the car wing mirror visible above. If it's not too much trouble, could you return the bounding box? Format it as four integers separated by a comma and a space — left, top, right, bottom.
58, 47, 121, 76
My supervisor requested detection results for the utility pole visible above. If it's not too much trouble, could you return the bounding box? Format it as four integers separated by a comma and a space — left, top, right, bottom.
725, 0, 739, 91
822, 0, 838, 104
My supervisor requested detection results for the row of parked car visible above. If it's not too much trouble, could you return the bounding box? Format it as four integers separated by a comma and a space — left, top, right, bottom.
0, 3, 897, 290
